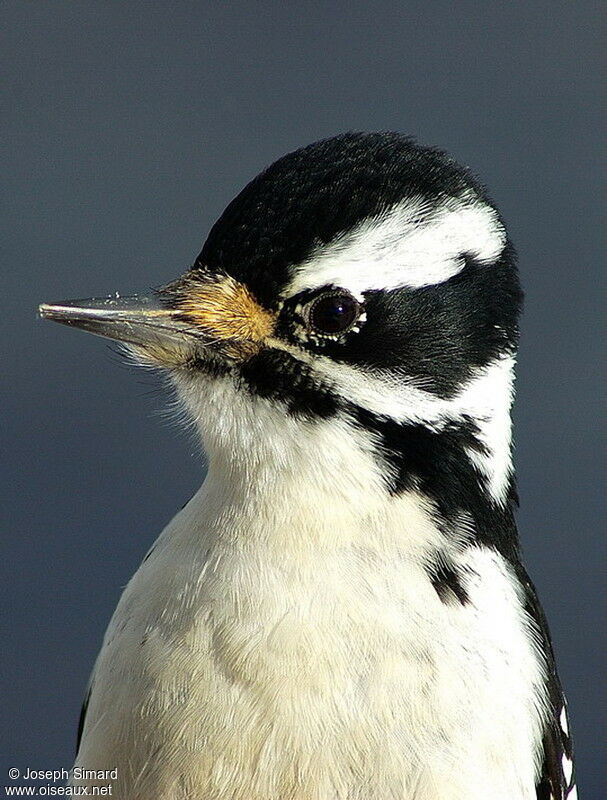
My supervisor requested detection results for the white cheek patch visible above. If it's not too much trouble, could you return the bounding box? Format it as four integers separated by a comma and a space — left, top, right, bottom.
267, 336, 516, 507
285, 191, 507, 297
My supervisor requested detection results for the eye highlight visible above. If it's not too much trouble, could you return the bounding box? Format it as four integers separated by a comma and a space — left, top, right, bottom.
305, 290, 362, 336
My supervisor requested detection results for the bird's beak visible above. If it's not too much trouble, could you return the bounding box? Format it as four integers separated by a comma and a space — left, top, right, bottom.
39, 271, 276, 368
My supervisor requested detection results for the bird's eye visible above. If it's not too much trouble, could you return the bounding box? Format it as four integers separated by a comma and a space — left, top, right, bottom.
306, 291, 361, 336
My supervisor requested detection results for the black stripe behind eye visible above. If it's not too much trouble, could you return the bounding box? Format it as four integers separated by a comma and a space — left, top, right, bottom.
310, 250, 522, 399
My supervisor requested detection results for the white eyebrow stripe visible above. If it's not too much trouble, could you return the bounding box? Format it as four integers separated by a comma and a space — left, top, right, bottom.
284, 192, 507, 297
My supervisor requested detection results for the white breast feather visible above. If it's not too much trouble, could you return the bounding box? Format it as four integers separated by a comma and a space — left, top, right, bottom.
73, 376, 548, 800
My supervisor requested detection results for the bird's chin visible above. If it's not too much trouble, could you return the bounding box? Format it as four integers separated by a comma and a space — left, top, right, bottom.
118, 339, 193, 370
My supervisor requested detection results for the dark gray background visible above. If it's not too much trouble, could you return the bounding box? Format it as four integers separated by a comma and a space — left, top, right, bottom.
2, 1, 605, 795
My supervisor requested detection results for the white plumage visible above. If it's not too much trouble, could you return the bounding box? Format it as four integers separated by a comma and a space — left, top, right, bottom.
75, 373, 547, 799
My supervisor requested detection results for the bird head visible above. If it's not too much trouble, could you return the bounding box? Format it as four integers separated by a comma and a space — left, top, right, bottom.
40, 132, 522, 515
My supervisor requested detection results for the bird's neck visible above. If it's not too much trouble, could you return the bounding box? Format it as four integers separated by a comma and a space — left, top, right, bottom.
172, 364, 517, 559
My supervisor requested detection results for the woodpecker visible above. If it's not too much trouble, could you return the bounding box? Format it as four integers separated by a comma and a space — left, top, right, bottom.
40, 132, 576, 800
